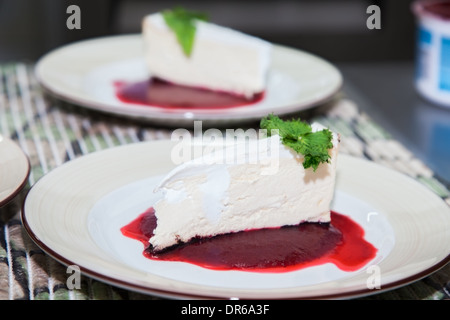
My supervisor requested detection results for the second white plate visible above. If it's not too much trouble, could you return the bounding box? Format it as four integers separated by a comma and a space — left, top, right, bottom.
0, 136, 30, 207
35, 35, 342, 127
21, 140, 450, 299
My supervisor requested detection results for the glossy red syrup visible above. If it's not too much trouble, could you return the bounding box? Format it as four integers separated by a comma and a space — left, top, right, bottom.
121, 208, 377, 273
114, 78, 264, 110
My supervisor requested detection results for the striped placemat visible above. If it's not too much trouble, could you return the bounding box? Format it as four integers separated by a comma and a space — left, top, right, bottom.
0, 63, 448, 300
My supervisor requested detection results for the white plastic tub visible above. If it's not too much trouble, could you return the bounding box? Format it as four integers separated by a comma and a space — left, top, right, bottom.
412, 0, 450, 107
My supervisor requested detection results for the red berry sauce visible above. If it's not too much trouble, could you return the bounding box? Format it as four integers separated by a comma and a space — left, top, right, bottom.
114, 78, 264, 110
120, 207, 377, 273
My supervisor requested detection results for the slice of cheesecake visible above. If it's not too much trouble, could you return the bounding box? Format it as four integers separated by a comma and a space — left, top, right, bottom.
150, 123, 339, 253
142, 11, 272, 98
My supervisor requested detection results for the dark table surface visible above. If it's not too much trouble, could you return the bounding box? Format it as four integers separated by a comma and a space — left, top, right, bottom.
339, 61, 450, 187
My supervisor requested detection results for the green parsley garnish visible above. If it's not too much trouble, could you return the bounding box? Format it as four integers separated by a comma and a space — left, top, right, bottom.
162, 7, 209, 57
260, 114, 334, 171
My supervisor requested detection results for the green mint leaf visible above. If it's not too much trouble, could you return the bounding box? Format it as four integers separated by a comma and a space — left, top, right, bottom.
260, 114, 333, 171
260, 114, 311, 140
162, 7, 208, 57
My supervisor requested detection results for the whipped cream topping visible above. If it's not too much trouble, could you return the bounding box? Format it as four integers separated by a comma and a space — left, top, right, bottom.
150, 124, 339, 251
142, 13, 272, 97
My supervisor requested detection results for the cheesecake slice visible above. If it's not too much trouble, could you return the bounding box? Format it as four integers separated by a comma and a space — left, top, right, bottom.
142, 11, 272, 98
150, 122, 339, 253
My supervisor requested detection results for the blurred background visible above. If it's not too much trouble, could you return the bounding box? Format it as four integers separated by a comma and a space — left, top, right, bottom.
0, 0, 415, 63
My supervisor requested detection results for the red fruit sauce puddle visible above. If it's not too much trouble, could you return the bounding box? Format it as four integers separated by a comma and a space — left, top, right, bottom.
114, 78, 264, 110
120, 207, 377, 273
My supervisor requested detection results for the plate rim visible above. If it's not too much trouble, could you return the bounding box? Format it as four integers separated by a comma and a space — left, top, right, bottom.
21, 209, 450, 300
34, 34, 343, 124
20, 141, 450, 299
0, 137, 30, 207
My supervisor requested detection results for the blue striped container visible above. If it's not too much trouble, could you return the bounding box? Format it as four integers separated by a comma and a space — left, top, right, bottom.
413, 0, 450, 107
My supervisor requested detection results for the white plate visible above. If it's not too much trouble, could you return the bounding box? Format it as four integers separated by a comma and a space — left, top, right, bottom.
0, 136, 30, 207
35, 35, 342, 127
21, 141, 450, 299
